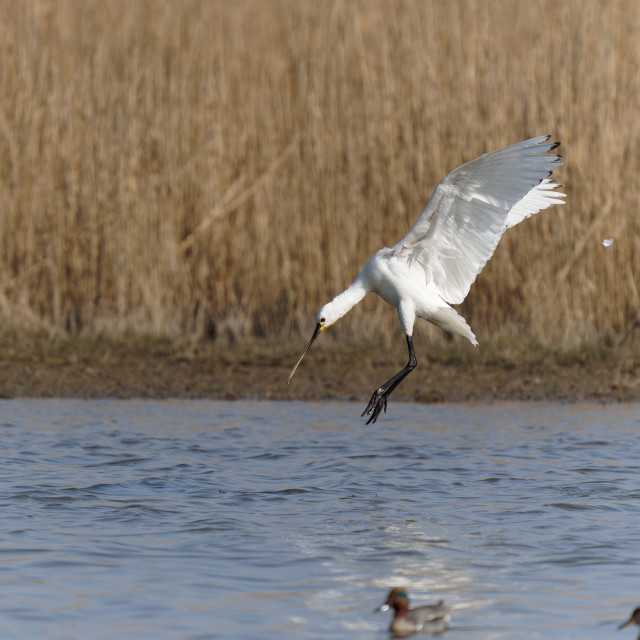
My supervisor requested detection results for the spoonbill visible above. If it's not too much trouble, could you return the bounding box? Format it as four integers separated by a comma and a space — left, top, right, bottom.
288, 135, 565, 424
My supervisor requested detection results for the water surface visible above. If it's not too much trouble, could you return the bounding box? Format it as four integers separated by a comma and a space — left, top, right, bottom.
1, 399, 639, 639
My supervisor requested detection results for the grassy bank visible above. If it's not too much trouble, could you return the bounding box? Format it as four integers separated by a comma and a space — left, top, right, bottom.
0, 1, 638, 349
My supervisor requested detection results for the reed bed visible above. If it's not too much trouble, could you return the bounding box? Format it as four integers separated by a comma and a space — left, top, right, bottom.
0, 0, 638, 349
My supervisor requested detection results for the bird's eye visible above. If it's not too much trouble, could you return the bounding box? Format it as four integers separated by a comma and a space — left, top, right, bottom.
320, 317, 326, 324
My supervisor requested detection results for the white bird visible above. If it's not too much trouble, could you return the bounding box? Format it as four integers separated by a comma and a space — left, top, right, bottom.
288, 136, 565, 424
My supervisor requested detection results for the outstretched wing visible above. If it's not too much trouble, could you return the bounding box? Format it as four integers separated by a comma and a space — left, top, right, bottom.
392, 135, 565, 305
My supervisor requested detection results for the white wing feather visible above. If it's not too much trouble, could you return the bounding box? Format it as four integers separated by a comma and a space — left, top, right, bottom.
392, 135, 565, 305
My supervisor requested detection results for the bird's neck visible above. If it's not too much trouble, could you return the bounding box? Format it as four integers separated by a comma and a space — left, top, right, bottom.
393, 602, 409, 618
326, 279, 368, 323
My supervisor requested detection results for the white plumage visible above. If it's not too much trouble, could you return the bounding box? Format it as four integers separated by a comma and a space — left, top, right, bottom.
288, 135, 565, 424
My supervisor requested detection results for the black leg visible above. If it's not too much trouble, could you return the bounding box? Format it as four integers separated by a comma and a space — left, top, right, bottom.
361, 334, 417, 425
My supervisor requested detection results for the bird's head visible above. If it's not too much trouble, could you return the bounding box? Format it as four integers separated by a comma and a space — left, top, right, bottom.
287, 303, 339, 384
375, 588, 410, 614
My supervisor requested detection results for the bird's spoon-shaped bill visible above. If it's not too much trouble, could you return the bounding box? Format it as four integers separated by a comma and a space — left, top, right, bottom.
288, 322, 322, 383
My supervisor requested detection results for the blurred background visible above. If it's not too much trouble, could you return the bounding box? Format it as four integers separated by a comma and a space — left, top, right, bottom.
0, 0, 637, 350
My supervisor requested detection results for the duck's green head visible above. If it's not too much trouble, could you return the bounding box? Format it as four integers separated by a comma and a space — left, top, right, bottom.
375, 587, 410, 613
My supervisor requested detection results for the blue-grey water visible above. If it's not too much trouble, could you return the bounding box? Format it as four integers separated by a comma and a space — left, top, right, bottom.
1, 399, 639, 639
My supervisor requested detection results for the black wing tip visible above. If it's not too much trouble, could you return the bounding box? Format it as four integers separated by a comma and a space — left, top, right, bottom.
535, 136, 561, 153
541, 171, 564, 184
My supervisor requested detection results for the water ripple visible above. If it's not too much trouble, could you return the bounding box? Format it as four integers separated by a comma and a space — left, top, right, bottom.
0, 399, 639, 639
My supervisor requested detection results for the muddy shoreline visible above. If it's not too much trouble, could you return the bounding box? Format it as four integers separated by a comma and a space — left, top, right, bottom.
1, 335, 639, 404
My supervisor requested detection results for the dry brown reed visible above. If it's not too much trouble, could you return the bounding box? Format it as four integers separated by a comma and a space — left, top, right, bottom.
0, 0, 639, 349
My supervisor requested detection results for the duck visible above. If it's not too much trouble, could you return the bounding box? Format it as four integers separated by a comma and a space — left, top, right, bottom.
619, 606, 640, 637
375, 587, 450, 636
